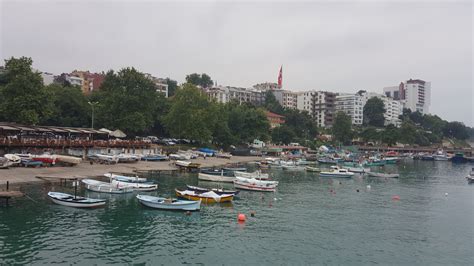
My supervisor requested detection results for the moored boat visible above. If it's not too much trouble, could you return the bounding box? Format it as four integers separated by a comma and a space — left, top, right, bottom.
233, 176, 279, 192
186, 185, 240, 196
466, 168, 474, 184
319, 167, 354, 178
104, 173, 148, 183
200, 168, 234, 176
197, 172, 235, 183
82, 179, 134, 194
136, 194, 201, 211
111, 179, 158, 191
48, 191, 106, 208
346, 166, 370, 174
234, 170, 269, 180
175, 189, 233, 203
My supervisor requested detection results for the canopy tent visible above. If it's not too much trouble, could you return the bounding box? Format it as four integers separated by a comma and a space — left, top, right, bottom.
110, 129, 126, 138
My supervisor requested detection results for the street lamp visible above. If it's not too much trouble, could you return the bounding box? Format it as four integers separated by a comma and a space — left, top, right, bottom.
88, 101, 99, 129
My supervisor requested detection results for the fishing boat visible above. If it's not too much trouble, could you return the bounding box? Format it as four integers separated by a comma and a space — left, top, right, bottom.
384, 157, 399, 164
197, 172, 235, 183
363, 159, 386, 167
433, 149, 449, 161
141, 154, 168, 161
421, 154, 435, 161
136, 194, 201, 211
48, 191, 106, 208
234, 170, 269, 180
233, 176, 279, 192
175, 189, 234, 203
305, 166, 321, 172
104, 173, 148, 183
346, 165, 370, 174
367, 172, 400, 178
82, 179, 134, 194
55, 155, 82, 166
186, 185, 240, 196
111, 179, 158, 191
451, 153, 467, 164
319, 166, 354, 178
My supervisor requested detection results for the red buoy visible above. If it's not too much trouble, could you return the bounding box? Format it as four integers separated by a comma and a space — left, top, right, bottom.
238, 213, 246, 222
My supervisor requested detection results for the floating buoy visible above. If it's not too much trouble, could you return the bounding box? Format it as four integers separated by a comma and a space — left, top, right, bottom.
250, 211, 256, 217
366, 185, 371, 190
356, 189, 360, 192
274, 197, 277, 201
445, 193, 448, 197
238, 213, 246, 222
392, 195, 400, 201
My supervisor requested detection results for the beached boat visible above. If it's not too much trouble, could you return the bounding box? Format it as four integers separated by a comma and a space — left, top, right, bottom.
305, 166, 321, 172
0, 157, 12, 169
216, 152, 232, 159
233, 176, 279, 192
104, 173, 148, 183
82, 179, 134, 194
117, 154, 140, 163
95, 154, 119, 164
21, 159, 43, 167
55, 155, 82, 166
136, 194, 201, 211
31, 154, 57, 165
111, 179, 158, 191
186, 185, 240, 196
175, 189, 233, 203
141, 154, 168, 161
197, 172, 235, 183
4, 154, 21, 165
48, 191, 106, 208
319, 167, 354, 178
175, 160, 201, 168
234, 170, 269, 180
367, 172, 400, 178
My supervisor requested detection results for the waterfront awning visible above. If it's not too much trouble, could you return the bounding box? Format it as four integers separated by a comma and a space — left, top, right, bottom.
0, 125, 20, 131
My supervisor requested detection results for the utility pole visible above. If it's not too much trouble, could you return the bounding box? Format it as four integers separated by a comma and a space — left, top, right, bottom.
88, 101, 99, 129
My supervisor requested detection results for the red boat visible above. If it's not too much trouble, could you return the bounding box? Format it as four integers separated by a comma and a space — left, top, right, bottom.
32, 155, 57, 165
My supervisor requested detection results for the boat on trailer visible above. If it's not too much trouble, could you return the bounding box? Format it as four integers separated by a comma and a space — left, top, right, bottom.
48, 192, 106, 208
136, 194, 201, 211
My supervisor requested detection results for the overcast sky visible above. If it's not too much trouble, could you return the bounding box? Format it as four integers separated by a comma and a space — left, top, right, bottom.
1, 0, 472, 126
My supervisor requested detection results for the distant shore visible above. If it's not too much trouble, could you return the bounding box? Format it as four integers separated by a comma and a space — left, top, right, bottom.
0, 156, 262, 187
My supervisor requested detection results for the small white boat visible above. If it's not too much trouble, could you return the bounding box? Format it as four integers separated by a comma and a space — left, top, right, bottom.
48, 192, 106, 208
198, 172, 235, 183
136, 194, 201, 211
0, 157, 13, 169
319, 167, 355, 178
55, 155, 82, 165
305, 166, 321, 172
282, 165, 305, 171
367, 172, 400, 178
104, 173, 148, 183
216, 152, 232, 159
95, 154, 119, 164
466, 168, 474, 184
234, 171, 269, 180
175, 160, 200, 168
347, 166, 370, 173
111, 179, 158, 191
4, 154, 21, 165
117, 154, 140, 163
233, 176, 278, 192
82, 179, 134, 194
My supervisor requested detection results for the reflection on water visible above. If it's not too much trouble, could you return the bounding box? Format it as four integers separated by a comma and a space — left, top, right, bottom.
1, 160, 473, 265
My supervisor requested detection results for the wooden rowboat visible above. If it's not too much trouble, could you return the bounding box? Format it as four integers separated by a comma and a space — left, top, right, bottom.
175, 189, 233, 203
136, 194, 200, 211
48, 192, 106, 208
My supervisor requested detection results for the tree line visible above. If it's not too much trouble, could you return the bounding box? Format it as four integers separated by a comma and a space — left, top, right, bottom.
0, 57, 472, 148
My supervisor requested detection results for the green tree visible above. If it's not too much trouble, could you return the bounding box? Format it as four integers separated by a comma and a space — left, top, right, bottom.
381, 124, 400, 146
363, 97, 385, 127
332, 112, 353, 145
283, 109, 318, 141
359, 127, 380, 143
165, 78, 178, 97
271, 125, 296, 145
399, 120, 417, 144
185, 73, 213, 88
92, 68, 164, 135
43, 83, 90, 127
163, 83, 215, 143
443, 121, 469, 140
409, 111, 424, 125
0, 57, 52, 124
264, 91, 284, 114
226, 103, 270, 143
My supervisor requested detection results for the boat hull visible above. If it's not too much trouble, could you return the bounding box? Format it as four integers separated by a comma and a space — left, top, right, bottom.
48, 192, 106, 208
233, 181, 277, 192
82, 179, 134, 194
137, 195, 200, 211
319, 173, 354, 178
198, 173, 235, 183
175, 190, 233, 203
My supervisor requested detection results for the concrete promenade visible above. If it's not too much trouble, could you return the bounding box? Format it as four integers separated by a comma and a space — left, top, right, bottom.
0, 156, 261, 186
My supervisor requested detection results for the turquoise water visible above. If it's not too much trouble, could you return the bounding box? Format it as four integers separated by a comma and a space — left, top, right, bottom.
1, 160, 473, 265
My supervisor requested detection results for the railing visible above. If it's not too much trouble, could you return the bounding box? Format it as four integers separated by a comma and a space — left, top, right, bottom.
0, 138, 151, 148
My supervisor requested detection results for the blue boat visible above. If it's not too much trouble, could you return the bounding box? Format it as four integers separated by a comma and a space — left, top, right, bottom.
198, 148, 216, 156
21, 159, 43, 167
451, 153, 467, 163
141, 155, 168, 161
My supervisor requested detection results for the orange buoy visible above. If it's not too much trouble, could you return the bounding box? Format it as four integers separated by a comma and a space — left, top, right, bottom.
238, 213, 246, 222
392, 195, 400, 201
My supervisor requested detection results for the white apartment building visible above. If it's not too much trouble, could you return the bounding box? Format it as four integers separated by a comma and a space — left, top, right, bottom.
296, 91, 336, 127
206, 86, 264, 105
40, 72, 55, 86
383, 79, 431, 114
66, 75, 84, 87
335, 92, 402, 126
144, 74, 169, 97
335, 93, 364, 125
